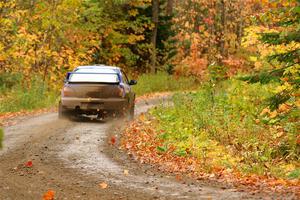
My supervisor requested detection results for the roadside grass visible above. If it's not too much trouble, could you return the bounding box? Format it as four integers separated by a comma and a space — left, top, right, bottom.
132, 72, 198, 96
149, 79, 300, 179
0, 75, 58, 114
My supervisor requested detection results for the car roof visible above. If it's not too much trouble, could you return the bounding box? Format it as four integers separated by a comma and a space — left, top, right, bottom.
74, 65, 120, 73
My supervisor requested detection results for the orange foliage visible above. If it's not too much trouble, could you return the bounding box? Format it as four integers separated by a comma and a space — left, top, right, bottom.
43, 190, 55, 200
172, 0, 260, 80
174, 34, 208, 79
222, 56, 245, 76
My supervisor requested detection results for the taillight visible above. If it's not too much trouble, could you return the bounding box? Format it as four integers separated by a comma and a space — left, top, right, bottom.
62, 87, 74, 97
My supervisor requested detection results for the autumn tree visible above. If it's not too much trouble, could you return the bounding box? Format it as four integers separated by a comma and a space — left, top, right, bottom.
242, 0, 300, 109
171, 0, 260, 78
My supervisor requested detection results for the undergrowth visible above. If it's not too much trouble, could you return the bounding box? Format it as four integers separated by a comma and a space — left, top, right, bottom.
0, 73, 58, 114
150, 79, 300, 179
133, 72, 198, 96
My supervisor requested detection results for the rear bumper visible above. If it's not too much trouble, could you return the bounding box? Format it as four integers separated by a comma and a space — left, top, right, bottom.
61, 97, 128, 111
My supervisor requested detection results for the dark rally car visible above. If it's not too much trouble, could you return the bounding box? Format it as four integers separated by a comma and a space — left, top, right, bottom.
58, 65, 137, 119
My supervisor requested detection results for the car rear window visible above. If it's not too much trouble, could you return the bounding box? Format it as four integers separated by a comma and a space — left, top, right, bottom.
68, 73, 119, 83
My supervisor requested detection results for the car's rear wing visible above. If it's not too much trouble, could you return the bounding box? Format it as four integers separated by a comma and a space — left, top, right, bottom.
65, 72, 121, 84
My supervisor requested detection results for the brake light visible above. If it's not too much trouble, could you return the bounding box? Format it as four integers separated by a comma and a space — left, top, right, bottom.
62, 87, 74, 97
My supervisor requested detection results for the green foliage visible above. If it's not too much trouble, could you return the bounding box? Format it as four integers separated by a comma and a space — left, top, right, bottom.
208, 65, 228, 82
132, 72, 198, 96
157, 145, 168, 153
0, 75, 58, 113
237, 70, 282, 84
150, 79, 299, 178
0, 73, 22, 92
258, 2, 300, 107
260, 32, 300, 45
288, 169, 300, 179
80, 0, 176, 72
267, 91, 292, 110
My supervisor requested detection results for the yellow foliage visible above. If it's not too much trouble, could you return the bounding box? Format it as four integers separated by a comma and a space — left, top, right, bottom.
278, 104, 291, 113
129, 9, 139, 17
269, 111, 278, 119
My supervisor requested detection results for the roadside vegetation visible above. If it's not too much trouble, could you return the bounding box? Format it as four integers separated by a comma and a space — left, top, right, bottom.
132, 72, 198, 96
150, 79, 299, 179
122, 77, 299, 192
121, 0, 300, 191
0, 74, 57, 113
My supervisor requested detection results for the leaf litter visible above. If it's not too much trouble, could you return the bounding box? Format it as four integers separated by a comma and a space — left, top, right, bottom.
121, 114, 300, 196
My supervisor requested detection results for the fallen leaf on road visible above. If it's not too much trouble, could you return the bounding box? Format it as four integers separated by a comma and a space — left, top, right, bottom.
43, 190, 55, 200
25, 161, 33, 168
110, 136, 116, 145
175, 174, 182, 182
0, 107, 56, 126
124, 169, 129, 176
99, 182, 108, 189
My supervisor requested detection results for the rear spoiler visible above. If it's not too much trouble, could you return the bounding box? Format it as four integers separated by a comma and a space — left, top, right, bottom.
64, 72, 121, 84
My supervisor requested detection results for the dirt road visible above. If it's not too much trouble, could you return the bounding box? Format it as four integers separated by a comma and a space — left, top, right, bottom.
0, 98, 291, 200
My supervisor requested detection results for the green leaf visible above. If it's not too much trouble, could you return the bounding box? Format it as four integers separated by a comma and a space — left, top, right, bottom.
292, 6, 300, 14
174, 149, 187, 157
156, 146, 167, 153
288, 169, 300, 179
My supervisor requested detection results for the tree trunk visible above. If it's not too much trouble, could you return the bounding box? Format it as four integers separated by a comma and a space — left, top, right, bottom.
220, 0, 227, 58
166, 0, 173, 16
236, 1, 244, 50
151, 0, 159, 73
